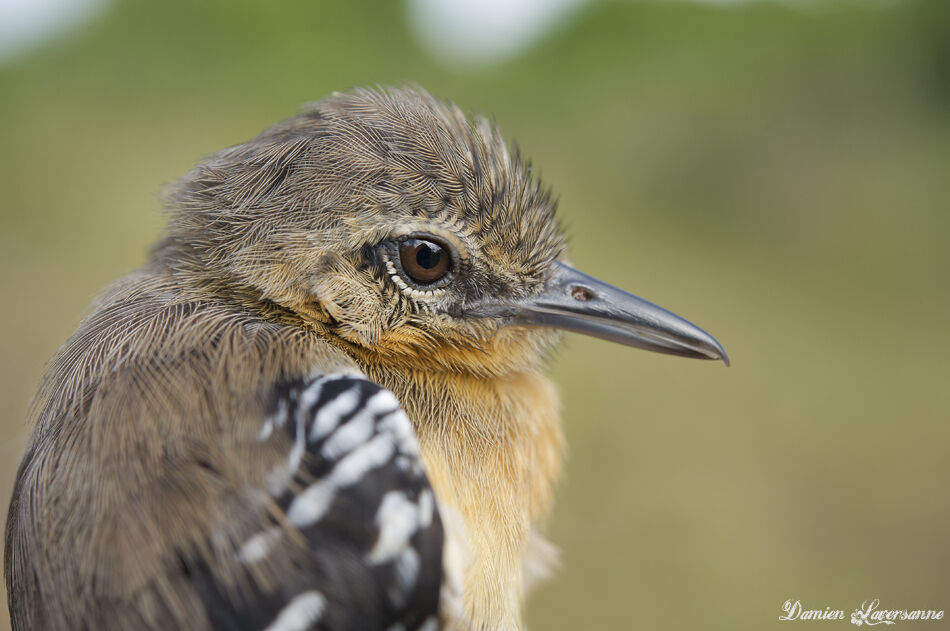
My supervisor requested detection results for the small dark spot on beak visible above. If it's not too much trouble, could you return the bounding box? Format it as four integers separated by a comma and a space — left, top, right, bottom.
570, 285, 594, 302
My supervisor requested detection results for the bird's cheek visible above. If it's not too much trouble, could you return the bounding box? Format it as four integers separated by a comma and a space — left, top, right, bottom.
308, 273, 400, 348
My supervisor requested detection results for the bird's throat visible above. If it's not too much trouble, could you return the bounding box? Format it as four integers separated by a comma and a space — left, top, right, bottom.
361, 364, 565, 630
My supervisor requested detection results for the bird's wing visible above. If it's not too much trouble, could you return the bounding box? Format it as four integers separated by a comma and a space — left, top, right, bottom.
188, 373, 444, 631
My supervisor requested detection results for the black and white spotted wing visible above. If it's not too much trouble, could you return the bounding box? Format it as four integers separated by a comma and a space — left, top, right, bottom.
191, 374, 444, 631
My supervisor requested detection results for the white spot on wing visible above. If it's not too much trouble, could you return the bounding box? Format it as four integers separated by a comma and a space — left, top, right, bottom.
263, 590, 326, 631
395, 547, 420, 591
286, 479, 335, 528
369, 491, 420, 564
238, 526, 282, 565
297, 376, 329, 411
287, 433, 396, 529
330, 432, 396, 488
417, 616, 439, 631
310, 386, 360, 442
320, 389, 400, 459
418, 489, 434, 529
258, 419, 274, 441
366, 388, 401, 415
377, 409, 420, 457
320, 403, 376, 459
387, 548, 420, 607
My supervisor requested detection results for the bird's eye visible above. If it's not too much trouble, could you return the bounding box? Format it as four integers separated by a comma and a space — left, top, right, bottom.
398, 238, 452, 284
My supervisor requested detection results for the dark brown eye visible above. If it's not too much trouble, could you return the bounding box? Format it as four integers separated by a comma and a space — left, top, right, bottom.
398, 238, 451, 284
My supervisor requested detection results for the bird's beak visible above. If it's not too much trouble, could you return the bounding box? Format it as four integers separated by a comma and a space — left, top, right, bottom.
495, 262, 729, 365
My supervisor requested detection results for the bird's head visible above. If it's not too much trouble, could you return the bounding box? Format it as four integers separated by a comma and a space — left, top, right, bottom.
164, 87, 727, 376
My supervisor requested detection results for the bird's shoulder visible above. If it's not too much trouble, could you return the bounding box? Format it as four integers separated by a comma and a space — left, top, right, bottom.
190, 372, 445, 631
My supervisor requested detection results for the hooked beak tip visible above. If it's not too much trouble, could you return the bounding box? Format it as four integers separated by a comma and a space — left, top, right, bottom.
711, 343, 731, 367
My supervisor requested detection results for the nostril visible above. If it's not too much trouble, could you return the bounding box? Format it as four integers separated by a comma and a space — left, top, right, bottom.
570, 285, 594, 302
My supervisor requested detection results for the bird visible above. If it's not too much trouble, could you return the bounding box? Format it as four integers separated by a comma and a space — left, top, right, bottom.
4, 86, 727, 631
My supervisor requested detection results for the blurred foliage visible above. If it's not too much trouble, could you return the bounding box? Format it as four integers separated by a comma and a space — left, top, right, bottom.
1, 1, 948, 629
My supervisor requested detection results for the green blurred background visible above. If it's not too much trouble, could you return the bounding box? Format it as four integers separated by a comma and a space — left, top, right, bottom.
1, 0, 948, 629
